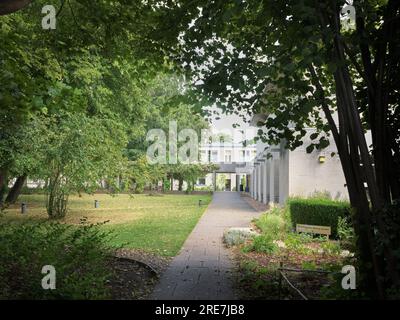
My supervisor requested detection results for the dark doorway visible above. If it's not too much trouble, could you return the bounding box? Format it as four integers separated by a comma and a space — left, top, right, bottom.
225, 179, 231, 191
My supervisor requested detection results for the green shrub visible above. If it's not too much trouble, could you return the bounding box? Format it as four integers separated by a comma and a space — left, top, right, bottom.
255, 211, 286, 240
320, 241, 342, 255
194, 186, 213, 192
288, 198, 350, 238
337, 216, 355, 248
162, 179, 171, 192
0, 220, 114, 299
247, 234, 278, 254
301, 261, 317, 270
284, 233, 314, 254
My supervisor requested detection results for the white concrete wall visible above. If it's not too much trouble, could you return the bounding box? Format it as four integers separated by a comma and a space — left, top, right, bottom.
248, 114, 375, 204
287, 131, 348, 200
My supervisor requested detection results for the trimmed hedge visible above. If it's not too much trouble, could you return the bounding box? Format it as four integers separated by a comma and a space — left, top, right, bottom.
288, 198, 350, 238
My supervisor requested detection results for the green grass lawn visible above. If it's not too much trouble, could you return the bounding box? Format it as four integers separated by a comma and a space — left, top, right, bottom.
0, 193, 212, 256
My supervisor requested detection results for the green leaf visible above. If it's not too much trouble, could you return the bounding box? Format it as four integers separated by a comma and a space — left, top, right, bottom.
306, 144, 315, 153
318, 138, 330, 149
310, 132, 319, 140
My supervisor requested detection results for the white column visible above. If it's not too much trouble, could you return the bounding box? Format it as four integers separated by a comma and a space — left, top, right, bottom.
258, 162, 264, 202
254, 166, 258, 200
254, 167, 257, 199
255, 166, 258, 200
252, 171, 255, 198
250, 173, 253, 196
263, 161, 268, 204
257, 165, 261, 201
252, 172, 255, 197
269, 157, 275, 205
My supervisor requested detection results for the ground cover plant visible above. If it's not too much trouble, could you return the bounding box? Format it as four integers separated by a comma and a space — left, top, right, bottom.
235, 203, 357, 300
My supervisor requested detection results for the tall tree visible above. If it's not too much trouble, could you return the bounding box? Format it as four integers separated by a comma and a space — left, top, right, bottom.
148, 0, 400, 298
0, 0, 167, 203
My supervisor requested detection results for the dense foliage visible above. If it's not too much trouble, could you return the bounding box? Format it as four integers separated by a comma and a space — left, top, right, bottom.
288, 198, 350, 238
0, 221, 114, 299
0, 2, 212, 215
146, 0, 400, 298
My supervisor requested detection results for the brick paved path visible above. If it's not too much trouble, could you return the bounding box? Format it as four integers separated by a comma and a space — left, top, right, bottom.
151, 192, 260, 300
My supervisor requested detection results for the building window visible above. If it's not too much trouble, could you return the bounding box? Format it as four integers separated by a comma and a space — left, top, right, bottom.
198, 178, 206, 185
224, 150, 232, 163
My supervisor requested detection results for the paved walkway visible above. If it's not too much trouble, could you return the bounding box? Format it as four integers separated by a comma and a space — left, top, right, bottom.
151, 192, 261, 300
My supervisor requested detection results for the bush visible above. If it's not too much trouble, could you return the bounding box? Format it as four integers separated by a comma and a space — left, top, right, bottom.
320, 241, 342, 255
288, 198, 350, 238
194, 186, 213, 192
255, 210, 286, 240
246, 234, 278, 254
284, 233, 315, 254
337, 216, 355, 249
0, 220, 114, 299
223, 227, 258, 247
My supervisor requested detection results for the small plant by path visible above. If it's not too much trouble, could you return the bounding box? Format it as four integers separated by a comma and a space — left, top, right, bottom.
233, 206, 356, 300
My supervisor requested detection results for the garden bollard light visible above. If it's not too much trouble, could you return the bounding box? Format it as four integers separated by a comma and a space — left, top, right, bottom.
198, 200, 202, 206
21, 202, 27, 214
94, 200, 99, 208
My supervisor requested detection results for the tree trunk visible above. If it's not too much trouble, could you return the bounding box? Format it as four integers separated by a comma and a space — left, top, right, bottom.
0, 168, 9, 206
5, 174, 27, 204
46, 173, 68, 219
356, 0, 400, 204
333, 67, 384, 298
308, 62, 382, 296
311, 0, 400, 297
178, 179, 183, 191
328, 3, 399, 296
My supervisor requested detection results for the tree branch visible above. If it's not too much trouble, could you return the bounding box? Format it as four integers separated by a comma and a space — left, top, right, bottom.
308, 64, 340, 146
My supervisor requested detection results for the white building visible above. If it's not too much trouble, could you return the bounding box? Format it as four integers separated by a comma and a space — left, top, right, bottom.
195, 142, 257, 191
198, 142, 257, 163
248, 114, 349, 205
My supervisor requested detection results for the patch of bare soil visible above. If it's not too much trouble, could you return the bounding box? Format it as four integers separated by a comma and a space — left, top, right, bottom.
108, 249, 171, 300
